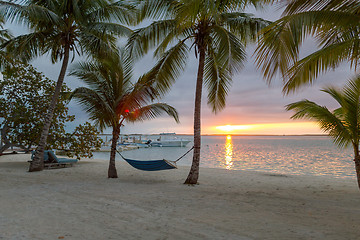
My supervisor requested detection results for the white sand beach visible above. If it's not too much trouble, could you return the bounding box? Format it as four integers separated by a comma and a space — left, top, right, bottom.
0, 153, 359, 240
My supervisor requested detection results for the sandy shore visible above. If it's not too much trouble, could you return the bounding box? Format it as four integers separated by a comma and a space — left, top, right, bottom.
0, 154, 359, 240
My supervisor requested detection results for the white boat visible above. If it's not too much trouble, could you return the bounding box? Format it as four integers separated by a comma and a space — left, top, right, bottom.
149, 133, 191, 147
118, 134, 151, 148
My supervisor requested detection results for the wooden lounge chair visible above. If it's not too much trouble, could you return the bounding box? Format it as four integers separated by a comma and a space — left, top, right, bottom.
29, 150, 78, 169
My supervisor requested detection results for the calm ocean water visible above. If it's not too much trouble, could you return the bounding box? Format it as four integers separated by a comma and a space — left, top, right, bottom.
92, 135, 355, 179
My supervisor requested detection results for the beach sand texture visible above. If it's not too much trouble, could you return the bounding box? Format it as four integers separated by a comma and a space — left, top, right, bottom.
0, 154, 359, 240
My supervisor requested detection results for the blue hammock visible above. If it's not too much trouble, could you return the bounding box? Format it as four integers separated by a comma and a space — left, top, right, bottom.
116, 147, 193, 171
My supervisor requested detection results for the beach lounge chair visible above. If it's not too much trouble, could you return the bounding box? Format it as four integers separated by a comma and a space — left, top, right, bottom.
30, 150, 78, 169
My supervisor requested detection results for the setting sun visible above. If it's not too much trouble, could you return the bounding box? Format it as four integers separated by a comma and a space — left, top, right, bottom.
212, 122, 320, 135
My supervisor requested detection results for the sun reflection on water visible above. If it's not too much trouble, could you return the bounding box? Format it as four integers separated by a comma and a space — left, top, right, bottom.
225, 135, 233, 170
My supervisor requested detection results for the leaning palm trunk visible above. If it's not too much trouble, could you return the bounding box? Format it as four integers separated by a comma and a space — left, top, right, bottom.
184, 47, 205, 184
29, 44, 70, 172
108, 125, 120, 178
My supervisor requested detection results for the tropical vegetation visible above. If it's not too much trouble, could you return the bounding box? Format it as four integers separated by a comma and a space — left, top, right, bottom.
128, 0, 270, 184
0, 0, 135, 171
256, 0, 360, 93
57, 122, 103, 160
286, 75, 360, 190
69, 53, 179, 178
0, 61, 102, 158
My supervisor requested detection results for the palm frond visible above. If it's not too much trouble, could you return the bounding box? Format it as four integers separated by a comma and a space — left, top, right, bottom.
86, 1, 136, 25
256, 10, 349, 84
2, 31, 48, 62
136, 0, 178, 21
69, 61, 115, 100
211, 25, 246, 73
221, 12, 271, 42
87, 22, 132, 37
78, 29, 118, 60
0, 27, 11, 44
256, 4, 360, 92
126, 19, 177, 59
126, 103, 179, 123
321, 87, 345, 108
340, 75, 360, 142
283, 0, 360, 15
286, 100, 352, 148
70, 87, 116, 131
148, 40, 189, 95
283, 39, 358, 93
204, 49, 232, 113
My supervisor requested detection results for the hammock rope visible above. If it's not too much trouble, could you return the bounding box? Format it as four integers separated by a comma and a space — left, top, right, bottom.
116, 146, 194, 171
174, 146, 194, 162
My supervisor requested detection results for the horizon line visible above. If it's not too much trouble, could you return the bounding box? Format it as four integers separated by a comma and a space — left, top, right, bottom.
98, 133, 328, 137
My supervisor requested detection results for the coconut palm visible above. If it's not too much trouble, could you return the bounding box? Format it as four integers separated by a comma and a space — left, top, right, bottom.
128, 0, 270, 184
256, 0, 360, 94
0, 0, 135, 172
69, 53, 179, 178
286, 74, 360, 189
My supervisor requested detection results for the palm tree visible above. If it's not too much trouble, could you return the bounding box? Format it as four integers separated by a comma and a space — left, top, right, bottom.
69, 53, 179, 178
128, 0, 270, 184
286, 74, 360, 190
0, 0, 135, 172
256, 0, 360, 94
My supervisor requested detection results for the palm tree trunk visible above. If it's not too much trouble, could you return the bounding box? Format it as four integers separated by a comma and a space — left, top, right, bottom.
29, 44, 70, 172
354, 156, 360, 190
184, 46, 206, 185
352, 144, 360, 190
108, 125, 120, 178
0, 121, 10, 154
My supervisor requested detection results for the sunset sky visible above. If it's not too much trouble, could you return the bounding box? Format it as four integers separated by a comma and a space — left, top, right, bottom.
8, 4, 354, 135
